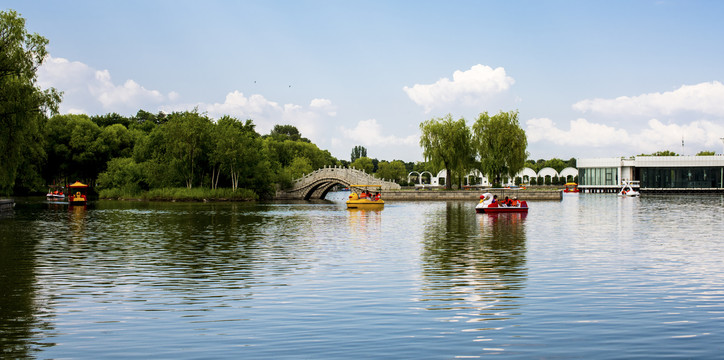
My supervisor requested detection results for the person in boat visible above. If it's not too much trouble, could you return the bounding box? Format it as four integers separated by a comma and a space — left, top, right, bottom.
374, 192, 380, 201
510, 196, 519, 207
492, 195, 498, 203
360, 191, 368, 199
502, 196, 511, 207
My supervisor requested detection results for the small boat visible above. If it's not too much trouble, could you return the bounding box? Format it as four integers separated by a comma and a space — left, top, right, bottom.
346, 185, 384, 209
618, 180, 640, 197
475, 192, 528, 213
68, 181, 89, 205
563, 182, 580, 193
46, 186, 66, 199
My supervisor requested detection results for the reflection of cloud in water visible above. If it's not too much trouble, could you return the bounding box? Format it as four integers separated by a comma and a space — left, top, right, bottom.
418, 202, 527, 330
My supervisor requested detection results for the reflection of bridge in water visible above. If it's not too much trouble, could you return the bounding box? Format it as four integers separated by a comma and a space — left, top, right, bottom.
275, 166, 401, 200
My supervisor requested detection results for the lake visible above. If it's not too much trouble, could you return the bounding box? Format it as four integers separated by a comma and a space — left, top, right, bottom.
1, 193, 723, 359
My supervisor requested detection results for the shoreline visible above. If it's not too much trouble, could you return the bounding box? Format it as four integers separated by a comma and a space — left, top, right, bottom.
383, 189, 562, 201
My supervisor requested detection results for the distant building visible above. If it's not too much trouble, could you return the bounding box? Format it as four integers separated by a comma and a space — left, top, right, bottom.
578, 156, 724, 191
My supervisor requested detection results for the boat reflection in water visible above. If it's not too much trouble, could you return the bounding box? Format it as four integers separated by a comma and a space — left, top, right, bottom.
346, 207, 383, 237
419, 202, 527, 333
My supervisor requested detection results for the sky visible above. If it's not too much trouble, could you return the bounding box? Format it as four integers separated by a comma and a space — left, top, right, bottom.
7, 0, 724, 162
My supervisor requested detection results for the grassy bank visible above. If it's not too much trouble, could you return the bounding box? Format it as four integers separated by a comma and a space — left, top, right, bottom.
99, 187, 258, 201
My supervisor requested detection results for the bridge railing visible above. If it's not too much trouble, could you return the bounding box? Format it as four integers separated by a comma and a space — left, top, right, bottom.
291, 165, 400, 190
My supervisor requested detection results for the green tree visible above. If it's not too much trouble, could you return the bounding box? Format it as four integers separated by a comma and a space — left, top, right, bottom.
97, 157, 145, 193
163, 110, 212, 188
0, 10, 61, 194
376, 160, 406, 182
419, 114, 473, 190
212, 116, 266, 191
267, 124, 309, 142
696, 150, 715, 156
638, 150, 678, 156
44, 114, 104, 184
472, 110, 527, 186
351, 145, 367, 162
350, 156, 374, 174
287, 156, 313, 179
543, 158, 567, 173
566, 157, 577, 168
91, 112, 130, 128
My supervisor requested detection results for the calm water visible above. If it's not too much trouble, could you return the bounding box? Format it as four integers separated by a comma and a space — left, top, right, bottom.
1, 194, 723, 359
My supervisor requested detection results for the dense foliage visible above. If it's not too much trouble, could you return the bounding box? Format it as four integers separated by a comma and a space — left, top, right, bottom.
83, 111, 335, 198
419, 114, 474, 189
472, 110, 528, 185
0, 10, 61, 194
524, 158, 577, 173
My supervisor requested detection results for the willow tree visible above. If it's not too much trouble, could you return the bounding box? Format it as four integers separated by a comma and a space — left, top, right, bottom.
0, 10, 61, 194
419, 114, 473, 189
472, 110, 527, 185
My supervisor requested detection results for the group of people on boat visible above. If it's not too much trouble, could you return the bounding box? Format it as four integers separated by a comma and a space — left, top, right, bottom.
485, 194, 521, 207
359, 190, 381, 201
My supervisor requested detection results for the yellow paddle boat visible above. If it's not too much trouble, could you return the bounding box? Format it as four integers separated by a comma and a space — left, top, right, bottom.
346, 185, 384, 209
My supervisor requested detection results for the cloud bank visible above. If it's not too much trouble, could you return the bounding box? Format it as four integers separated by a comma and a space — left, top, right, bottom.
403, 64, 515, 113
572, 81, 724, 117
38, 56, 176, 114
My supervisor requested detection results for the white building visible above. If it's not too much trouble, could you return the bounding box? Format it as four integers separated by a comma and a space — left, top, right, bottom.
578, 156, 724, 190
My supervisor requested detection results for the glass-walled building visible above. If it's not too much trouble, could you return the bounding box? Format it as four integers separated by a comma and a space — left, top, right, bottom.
577, 158, 634, 187
634, 156, 724, 189
578, 156, 724, 190
579, 167, 618, 186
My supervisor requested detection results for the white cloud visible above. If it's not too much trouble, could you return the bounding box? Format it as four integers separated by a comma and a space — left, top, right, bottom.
572, 81, 724, 117
637, 119, 724, 153
526, 117, 724, 155
170, 91, 337, 141
403, 64, 515, 112
310, 98, 336, 116
331, 119, 421, 161
339, 119, 418, 147
38, 56, 177, 115
526, 117, 631, 147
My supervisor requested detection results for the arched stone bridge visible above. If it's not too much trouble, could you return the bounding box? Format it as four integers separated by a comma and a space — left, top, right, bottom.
275, 166, 401, 200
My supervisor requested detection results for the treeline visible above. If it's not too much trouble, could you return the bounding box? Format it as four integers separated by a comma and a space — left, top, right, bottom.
34, 110, 341, 199
524, 158, 577, 173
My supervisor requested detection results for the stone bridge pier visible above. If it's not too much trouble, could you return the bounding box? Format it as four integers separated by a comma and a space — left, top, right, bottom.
275, 165, 401, 200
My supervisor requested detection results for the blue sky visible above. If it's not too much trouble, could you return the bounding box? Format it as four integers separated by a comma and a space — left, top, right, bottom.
7, 1, 724, 162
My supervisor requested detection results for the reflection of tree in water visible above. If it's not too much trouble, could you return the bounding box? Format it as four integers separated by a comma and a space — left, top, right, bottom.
420, 202, 527, 323
81, 201, 328, 294
0, 210, 54, 358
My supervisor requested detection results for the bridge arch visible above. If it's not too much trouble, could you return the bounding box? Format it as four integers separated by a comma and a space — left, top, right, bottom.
275, 166, 401, 200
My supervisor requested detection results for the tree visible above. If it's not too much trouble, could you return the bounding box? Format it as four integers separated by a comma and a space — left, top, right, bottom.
472, 110, 527, 186
544, 158, 567, 173
419, 114, 473, 189
351, 145, 367, 162
696, 150, 715, 156
638, 150, 678, 156
267, 124, 309, 142
376, 160, 406, 182
0, 10, 61, 194
163, 110, 212, 188
287, 156, 313, 179
350, 156, 374, 174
